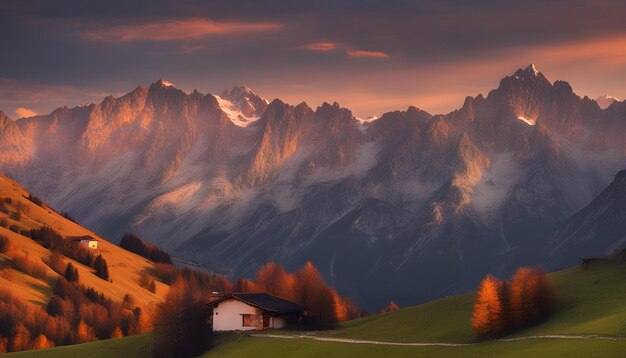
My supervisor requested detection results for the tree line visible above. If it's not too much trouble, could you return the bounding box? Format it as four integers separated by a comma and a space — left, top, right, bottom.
120, 233, 172, 264
472, 266, 556, 340
152, 261, 363, 358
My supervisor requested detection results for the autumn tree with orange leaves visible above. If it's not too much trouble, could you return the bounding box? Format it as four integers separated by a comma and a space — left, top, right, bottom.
472, 267, 556, 340
509, 267, 555, 329
251, 261, 360, 326
472, 275, 504, 339
255, 262, 295, 301
293, 262, 338, 325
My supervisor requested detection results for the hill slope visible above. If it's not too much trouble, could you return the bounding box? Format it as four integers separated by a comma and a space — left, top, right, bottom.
0, 173, 167, 308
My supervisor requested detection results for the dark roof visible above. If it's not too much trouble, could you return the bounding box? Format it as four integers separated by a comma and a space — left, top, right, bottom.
69, 235, 97, 241
210, 293, 306, 315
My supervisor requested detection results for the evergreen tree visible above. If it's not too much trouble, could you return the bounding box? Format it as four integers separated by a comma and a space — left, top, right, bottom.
64, 262, 79, 282
93, 254, 109, 281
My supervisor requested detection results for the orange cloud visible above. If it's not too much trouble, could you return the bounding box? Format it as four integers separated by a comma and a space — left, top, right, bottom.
302, 42, 390, 59
82, 18, 281, 42
15, 107, 37, 118
302, 42, 338, 52
346, 50, 390, 59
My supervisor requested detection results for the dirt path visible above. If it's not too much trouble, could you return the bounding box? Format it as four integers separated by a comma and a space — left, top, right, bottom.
249, 334, 471, 347
249, 333, 626, 347
500, 334, 626, 342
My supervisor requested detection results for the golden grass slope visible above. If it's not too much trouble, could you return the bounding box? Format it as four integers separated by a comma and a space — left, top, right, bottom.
0, 173, 168, 310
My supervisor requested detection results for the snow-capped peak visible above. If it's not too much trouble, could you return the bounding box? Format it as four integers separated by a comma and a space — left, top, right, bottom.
356, 115, 379, 124
238, 85, 253, 94
595, 95, 619, 109
214, 94, 261, 128
513, 64, 542, 80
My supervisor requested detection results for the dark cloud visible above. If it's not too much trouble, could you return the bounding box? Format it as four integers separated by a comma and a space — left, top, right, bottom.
1, 0, 626, 117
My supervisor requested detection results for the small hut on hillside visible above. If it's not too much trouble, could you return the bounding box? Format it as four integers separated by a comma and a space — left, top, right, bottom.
69, 235, 99, 249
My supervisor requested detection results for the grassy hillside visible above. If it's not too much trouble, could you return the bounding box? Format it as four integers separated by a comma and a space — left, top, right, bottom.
203, 336, 625, 358
7, 334, 154, 358
0, 173, 168, 308
14, 261, 626, 357
319, 261, 626, 343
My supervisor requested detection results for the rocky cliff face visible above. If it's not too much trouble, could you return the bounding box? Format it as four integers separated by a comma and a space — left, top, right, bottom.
1, 65, 624, 309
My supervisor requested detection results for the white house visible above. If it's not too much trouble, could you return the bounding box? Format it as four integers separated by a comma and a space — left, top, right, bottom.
210, 293, 305, 331
70, 236, 99, 249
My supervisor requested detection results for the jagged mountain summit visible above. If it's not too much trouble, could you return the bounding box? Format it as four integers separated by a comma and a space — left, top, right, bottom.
595, 95, 620, 110
0, 65, 624, 309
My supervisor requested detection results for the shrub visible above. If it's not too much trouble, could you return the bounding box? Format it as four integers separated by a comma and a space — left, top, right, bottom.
11, 253, 47, 279
0, 218, 7, 228
0, 235, 13, 254
45, 252, 66, 275
139, 272, 157, 293
9, 225, 20, 233
154, 263, 176, 284
32, 334, 54, 349
123, 294, 136, 308
27, 194, 43, 207
380, 300, 400, 314
12, 201, 27, 221
60, 212, 77, 223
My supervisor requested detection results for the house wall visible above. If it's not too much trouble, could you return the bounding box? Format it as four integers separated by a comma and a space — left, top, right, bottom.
79, 240, 98, 249
271, 316, 285, 329
213, 298, 261, 331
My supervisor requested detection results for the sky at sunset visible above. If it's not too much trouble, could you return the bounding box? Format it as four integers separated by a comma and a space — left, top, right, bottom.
1, 0, 626, 118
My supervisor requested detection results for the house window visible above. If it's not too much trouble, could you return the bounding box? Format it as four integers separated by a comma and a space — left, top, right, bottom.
242, 314, 254, 327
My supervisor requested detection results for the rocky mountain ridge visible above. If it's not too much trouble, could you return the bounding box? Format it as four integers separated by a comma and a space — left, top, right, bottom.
0, 64, 624, 309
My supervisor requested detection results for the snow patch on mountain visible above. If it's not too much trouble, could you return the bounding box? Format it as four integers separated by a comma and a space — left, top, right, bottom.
356, 115, 379, 124
517, 115, 536, 125
214, 95, 261, 127
135, 182, 202, 225
305, 142, 380, 184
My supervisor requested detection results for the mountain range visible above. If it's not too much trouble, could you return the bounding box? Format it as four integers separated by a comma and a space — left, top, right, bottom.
0, 64, 624, 309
